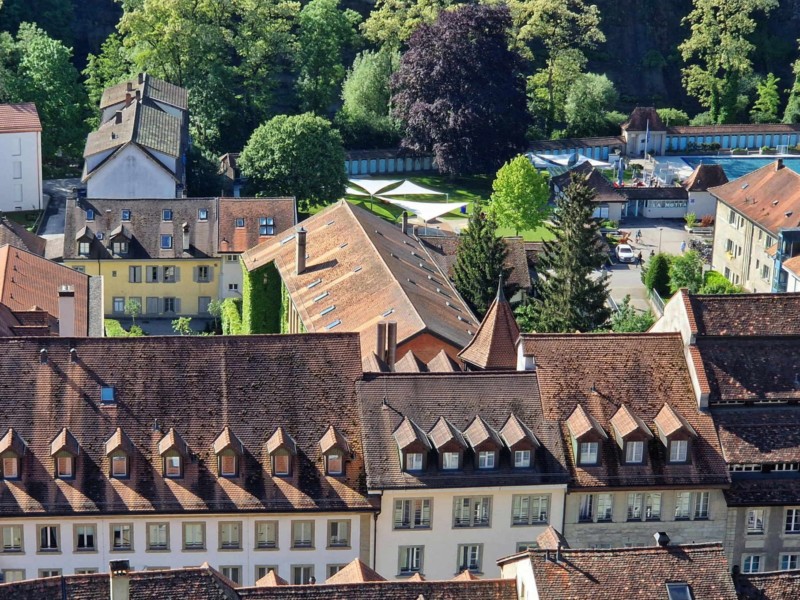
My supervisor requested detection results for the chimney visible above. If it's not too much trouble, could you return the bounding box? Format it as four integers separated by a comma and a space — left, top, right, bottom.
109, 560, 131, 600
556, 543, 562, 563
776, 158, 784, 171
58, 286, 76, 337
376, 322, 387, 363
386, 321, 397, 370
135, 90, 140, 101
182, 223, 190, 252
653, 531, 670, 547
126, 81, 133, 92
125, 92, 132, 107
401, 211, 408, 235
114, 111, 122, 125
138, 72, 144, 85
296, 227, 307, 275
412, 225, 419, 238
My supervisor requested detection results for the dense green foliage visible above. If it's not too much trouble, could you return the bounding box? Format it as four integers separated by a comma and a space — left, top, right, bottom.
241, 263, 283, 334
516, 175, 610, 333
785, 53, 800, 124
751, 73, 780, 123
642, 253, 672, 298
609, 295, 655, 333
668, 250, 704, 293
238, 113, 346, 208
104, 319, 144, 337
392, 4, 528, 175
699, 270, 746, 294
656, 108, 690, 126
564, 73, 619, 137
489, 156, 550, 236
221, 298, 243, 335
452, 203, 511, 318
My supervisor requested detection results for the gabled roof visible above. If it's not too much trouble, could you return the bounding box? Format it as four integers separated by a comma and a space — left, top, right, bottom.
653, 404, 696, 439
609, 404, 653, 441
255, 570, 288, 587
218, 198, 297, 253
566, 404, 606, 440
535, 525, 569, 550
100, 73, 188, 112
319, 425, 350, 455
158, 428, 189, 456
684, 163, 729, 192
358, 372, 568, 490
426, 348, 460, 372
324, 559, 386, 584
241, 201, 479, 358
50, 428, 79, 456
266, 426, 297, 455
0, 103, 41, 133
463, 415, 503, 449
500, 543, 737, 600
84, 100, 184, 158
551, 162, 627, 204
709, 160, 800, 235
453, 570, 481, 581
784, 255, 800, 278
0, 428, 26, 456
238, 579, 516, 599
621, 106, 665, 132
737, 569, 800, 599
213, 426, 244, 455
394, 350, 426, 372
458, 282, 520, 370
104, 427, 134, 456
686, 292, 800, 336
0, 218, 46, 256
499, 414, 540, 449
392, 417, 431, 451
427, 417, 467, 450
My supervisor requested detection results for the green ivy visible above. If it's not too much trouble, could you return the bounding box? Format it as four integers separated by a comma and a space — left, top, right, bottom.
241, 262, 282, 334
221, 298, 243, 335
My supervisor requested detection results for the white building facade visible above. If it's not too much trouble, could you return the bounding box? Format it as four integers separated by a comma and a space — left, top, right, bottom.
0, 103, 42, 212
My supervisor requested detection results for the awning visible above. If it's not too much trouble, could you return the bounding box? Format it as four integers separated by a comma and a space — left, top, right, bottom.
380, 180, 446, 197
345, 186, 371, 196
529, 153, 612, 170
377, 196, 468, 222
348, 179, 402, 196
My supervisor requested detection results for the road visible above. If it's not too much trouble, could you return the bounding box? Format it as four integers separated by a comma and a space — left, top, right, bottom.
39, 178, 81, 235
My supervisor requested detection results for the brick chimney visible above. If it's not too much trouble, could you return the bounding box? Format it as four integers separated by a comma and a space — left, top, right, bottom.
109, 560, 130, 600
125, 93, 132, 107
776, 158, 784, 171
182, 223, 190, 252
296, 227, 307, 275
386, 321, 397, 370
58, 286, 76, 337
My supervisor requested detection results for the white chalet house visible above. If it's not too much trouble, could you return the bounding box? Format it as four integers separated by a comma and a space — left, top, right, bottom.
0, 103, 42, 212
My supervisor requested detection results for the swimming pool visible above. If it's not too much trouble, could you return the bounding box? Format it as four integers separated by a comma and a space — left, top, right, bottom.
682, 156, 800, 180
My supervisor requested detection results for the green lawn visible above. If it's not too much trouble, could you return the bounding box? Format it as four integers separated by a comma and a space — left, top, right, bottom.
5, 210, 41, 232
496, 225, 555, 242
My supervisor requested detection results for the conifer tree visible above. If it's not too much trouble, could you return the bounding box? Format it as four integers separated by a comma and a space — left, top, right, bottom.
453, 203, 512, 318
516, 174, 610, 332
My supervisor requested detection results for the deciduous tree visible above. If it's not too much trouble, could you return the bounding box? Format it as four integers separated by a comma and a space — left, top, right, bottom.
83, 33, 135, 114
784, 51, 800, 124
609, 295, 655, 333
669, 250, 704, 293
392, 4, 528, 175
751, 73, 780, 123
489, 156, 550, 236
238, 113, 346, 209
453, 202, 511, 318
564, 73, 618, 137
656, 108, 690, 126
516, 174, 610, 333
362, 0, 452, 49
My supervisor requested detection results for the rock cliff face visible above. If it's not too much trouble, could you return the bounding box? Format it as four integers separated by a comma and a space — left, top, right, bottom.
70, 0, 121, 71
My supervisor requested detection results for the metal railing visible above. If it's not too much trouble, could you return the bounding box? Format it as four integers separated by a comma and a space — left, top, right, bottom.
649, 289, 666, 316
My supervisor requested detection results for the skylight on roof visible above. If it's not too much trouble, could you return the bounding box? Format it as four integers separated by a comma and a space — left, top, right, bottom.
339, 242, 348, 249
382, 308, 394, 317
327, 220, 335, 226
307, 279, 322, 289
325, 319, 341, 330
353, 266, 362, 272
741, 183, 749, 190
666, 583, 692, 600
313, 291, 329, 303
100, 386, 116, 404
280, 234, 296, 245
320, 305, 336, 316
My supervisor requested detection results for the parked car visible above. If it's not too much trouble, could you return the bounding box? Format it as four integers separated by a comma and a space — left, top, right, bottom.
616, 243, 635, 263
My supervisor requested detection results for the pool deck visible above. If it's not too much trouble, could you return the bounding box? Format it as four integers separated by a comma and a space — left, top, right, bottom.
651, 154, 799, 182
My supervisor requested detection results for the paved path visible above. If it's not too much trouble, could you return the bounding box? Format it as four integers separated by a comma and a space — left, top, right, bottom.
39, 178, 80, 235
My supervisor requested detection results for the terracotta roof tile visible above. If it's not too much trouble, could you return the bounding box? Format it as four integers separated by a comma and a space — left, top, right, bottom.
528, 136, 624, 153
0, 219, 46, 256
394, 350, 426, 372
784, 255, 800, 277
427, 417, 467, 450
514, 543, 737, 600
519, 333, 729, 489
685, 163, 729, 191
714, 407, 800, 466
0, 103, 41, 133
609, 404, 653, 442
668, 123, 800, 135
426, 349, 460, 372
687, 292, 800, 336
104, 427, 134, 456
213, 426, 244, 455
566, 404, 603, 439
319, 425, 350, 455
535, 525, 569, 550
458, 283, 520, 370
242, 201, 478, 359
616, 186, 688, 200
499, 414, 540, 449
238, 579, 516, 599
358, 372, 568, 490
654, 404, 696, 439
325, 559, 386, 584
218, 198, 297, 253
709, 160, 800, 235
255, 570, 288, 587
621, 107, 665, 131
392, 417, 431, 452
265, 426, 297, 455
453, 570, 480, 581
0, 428, 26, 456
50, 428, 80, 456
158, 427, 189, 457
0, 573, 107, 599
463, 415, 503, 449
737, 570, 800, 600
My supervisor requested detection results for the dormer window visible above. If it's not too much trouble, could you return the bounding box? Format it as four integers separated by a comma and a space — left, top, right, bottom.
2, 456, 19, 479
105, 427, 133, 479
579, 442, 599, 465
326, 451, 343, 475
160, 235, 173, 249
121, 210, 131, 221
670, 440, 688, 463
213, 426, 244, 478
235, 218, 245, 228
266, 427, 297, 478
111, 455, 128, 477
86, 209, 95, 221
500, 414, 540, 470
57, 455, 74, 478
198, 208, 208, 221
463, 416, 503, 471
158, 428, 188, 479
113, 241, 128, 255
1, 429, 25, 480
567, 404, 607, 467
478, 450, 496, 469
163, 209, 173, 222
611, 405, 652, 466
443, 452, 460, 470
514, 450, 531, 468
393, 417, 431, 473
428, 417, 466, 472
625, 440, 644, 463
50, 428, 79, 480
220, 453, 237, 476
406, 453, 423, 471
654, 404, 697, 465
260, 217, 275, 236
79, 241, 90, 255
319, 425, 350, 477
165, 455, 182, 477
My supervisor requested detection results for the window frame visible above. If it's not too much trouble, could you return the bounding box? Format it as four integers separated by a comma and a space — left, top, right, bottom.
164, 453, 183, 479
219, 521, 242, 551
147, 522, 169, 551
578, 441, 599, 466
669, 439, 689, 463
785, 508, 800, 534
742, 554, 762, 574
456, 543, 484, 574
110, 453, 129, 478
780, 553, 800, 571
398, 545, 424, 576
291, 565, 314, 585
624, 440, 644, 464
110, 523, 133, 552
198, 208, 208, 221
325, 451, 344, 476
405, 451, 424, 472
55, 454, 74, 479
514, 449, 531, 468
477, 450, 496, 470
747, 508, 765, 534
218, 451, 238, 478
37, 524, 60, 553
255, 520, 278, 550
121, 210, 131, 222
182, 522, 206, 551
1, 524, 23, 553
327, 519, 350, 548
393, 497, 432, 530
291, 520, 314, 549
511, 494, 550, 526
272, 451, 291, 477
645, 493, 662, 521
2, 455, 20, 480
453, 496, 491, 528
162, 209, 173, 222
160, 234, 173, 250
442, 451, 460, 471
235, 217, 245, 228
78, 241, 91, 256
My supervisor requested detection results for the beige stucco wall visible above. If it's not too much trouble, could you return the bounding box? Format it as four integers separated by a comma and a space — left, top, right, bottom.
725, 504, 800, 573
712, 202, 775, 292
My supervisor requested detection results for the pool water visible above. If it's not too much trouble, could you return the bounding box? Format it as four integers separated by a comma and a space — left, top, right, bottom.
682, 156, 800, 180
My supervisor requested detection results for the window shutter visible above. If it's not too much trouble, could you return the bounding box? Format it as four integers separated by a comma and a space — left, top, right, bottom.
129, 266, 135, 283
175, 298, 181, 313
208, 266, 214, 282
193, 267, 198, 283
174, 267, 180, 283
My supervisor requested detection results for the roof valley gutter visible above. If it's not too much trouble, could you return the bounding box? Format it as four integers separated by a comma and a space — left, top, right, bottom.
372, 494, 382, 570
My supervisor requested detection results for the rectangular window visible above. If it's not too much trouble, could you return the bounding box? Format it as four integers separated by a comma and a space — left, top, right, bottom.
747, 509, 764, 534
3, 457, 19, 479
2, 570, 25, 582
292, 565, 314, 585
38, 525, 59, 552
255, 521, 278, 549
163, 266, 176, 282
228, 283, 239, 291
219, 522, 241, 550
160, 235, 173, 249
235, 217, 245, 228
326, 452, 343, 475
129, 266, 142, 283
399, 546, 423, 575
165, 455, 182, 478
781, 554, 799, 571
146, 266, 159, 283
729, 209, 736, 225
478, 451, 496, 469
147, 523, 168, 550
578, 494, 594, 522
111, 524, 132, 551
12, 161, 22, 179
666, 583, 693, 600
761, 264, 771, 281
75, 568, 98, 575
162, 209, 173, 222
259, 217, 275, 236
453, 496, 491, 528
163, 298, 176, 313
694, 492, 709, 519
121, 210, 131, 221
111, 455, 128, 477
442, 452, 459, 470
394, 498, 432, 530
75, 525, 95, 552
56, 456, 73, 478
725, 238, 734, 253
625, 441, 644, 463
86, 209, 95, 221
596, 494, 613, 521
292, 521, 313, 549
220, 566, 241, 584
675, 492, 692, 520
113, 241, 128, 255
512, 494, 549, 526
197, 266, 210, 282
328, 520, 349, 547
39, 569, 61, 578
113, 297, 125, 314
579, 442, 599, 465
627, 493, 643, 521
327, 564, 346, 578
405, 452, 423, 471
514, 449, 531, 468
766, 236, 774, 248
669, 440, 688, 463
183, 523, 205, 550
457, 544, 483, 573
742, 555, 762, 574
220, 453, 237, 477
645, 493, 661, 521
1, 525, 22, 552
785, 509, 800, 533
198, 208, 208, 221
273, 453, 290, 475
198, 296, 212, 314
11, 137, 21, 156
79, 241, 90, 256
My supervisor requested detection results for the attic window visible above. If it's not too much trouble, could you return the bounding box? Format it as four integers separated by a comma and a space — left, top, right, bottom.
327, 220, 335, 226
307, 279, 322, 289
339, 242, 348, 249
325, 319, 341, 330
100, 386, 116, 404
666, 583, 693, 600
259, 217, 274, 236
121, 210, 131, 221
86, 209, 95, 221
382, 308, 394, 317
320, 306, 336, 317
198, 208, 208, 221
313, 291, 329, 303
353, 266, 362, 273
235, 218, 245, 228
163, 209, 173, 222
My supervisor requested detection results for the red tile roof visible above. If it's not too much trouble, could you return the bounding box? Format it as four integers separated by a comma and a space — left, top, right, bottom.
551, 163, 628, 204
218, 198, 297, 253
668, 123, 800, 135
242, 201, 478, 358
238, 579, 517, 599
784, 255, 800, 277
324, 559, 386, 584
684, 164, 729, 192
518, 333, 729, 489
0, 219, 46, 256
458, 284, 520, 370
622, 107, 665, 132
504, 543, 737, 600
709, 160, 800, 235
686, 292, 800, 336
0, 244, 92, 335
737, 570, 800, 599
0, 103, 42, 133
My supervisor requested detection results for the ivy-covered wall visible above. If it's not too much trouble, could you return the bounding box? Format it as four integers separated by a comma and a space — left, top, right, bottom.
221, 298, 243, 335
241, 262, 283, 334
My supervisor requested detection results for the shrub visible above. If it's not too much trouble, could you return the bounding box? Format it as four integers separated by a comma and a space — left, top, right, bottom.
761, 146, 774, 154
643, 253, 671, 297
221, 298, 243, 335
700, 270, 745, 294
699, 214, 715, 227
731, 148, 747, 155
684, 213, 697, 228
104, 319, 128, 337
128, 325, 145, 337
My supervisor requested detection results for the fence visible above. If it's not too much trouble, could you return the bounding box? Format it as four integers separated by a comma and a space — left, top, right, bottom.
648, 288, 666, 316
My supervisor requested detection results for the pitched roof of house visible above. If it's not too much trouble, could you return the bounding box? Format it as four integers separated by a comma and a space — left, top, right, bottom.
325, 559, 386, 584
357, 372, 568, 490
458, 283, 520, 370
100, 73, 188, 111
0, 219, 46, 256
615, 186, 688, 200
621, 107, 666, 132
0, 244, 92, 335
784, 255, 800, 277
668, 123, 800, 135
0, 334, 371, 516
695, 337, 800, 403
0, 103, 42, 133
736, 570, 800, 599
518, 333, 729, 489
528, 136, 625, 153
499, 543, 737, 600
551, 162, 628, 204
685, 292, 800, 336
684, 163, 729, 192
238, 580, 517, 599
418, 234, 533, 293
709, 161, 800, 235
63, 196, 218, 259
218, 198, 297, 253
535, 526, 569, 550
241, 201, 479, 357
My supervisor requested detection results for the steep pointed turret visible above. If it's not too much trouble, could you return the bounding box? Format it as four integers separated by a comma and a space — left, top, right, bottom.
458, 277, 520, 370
